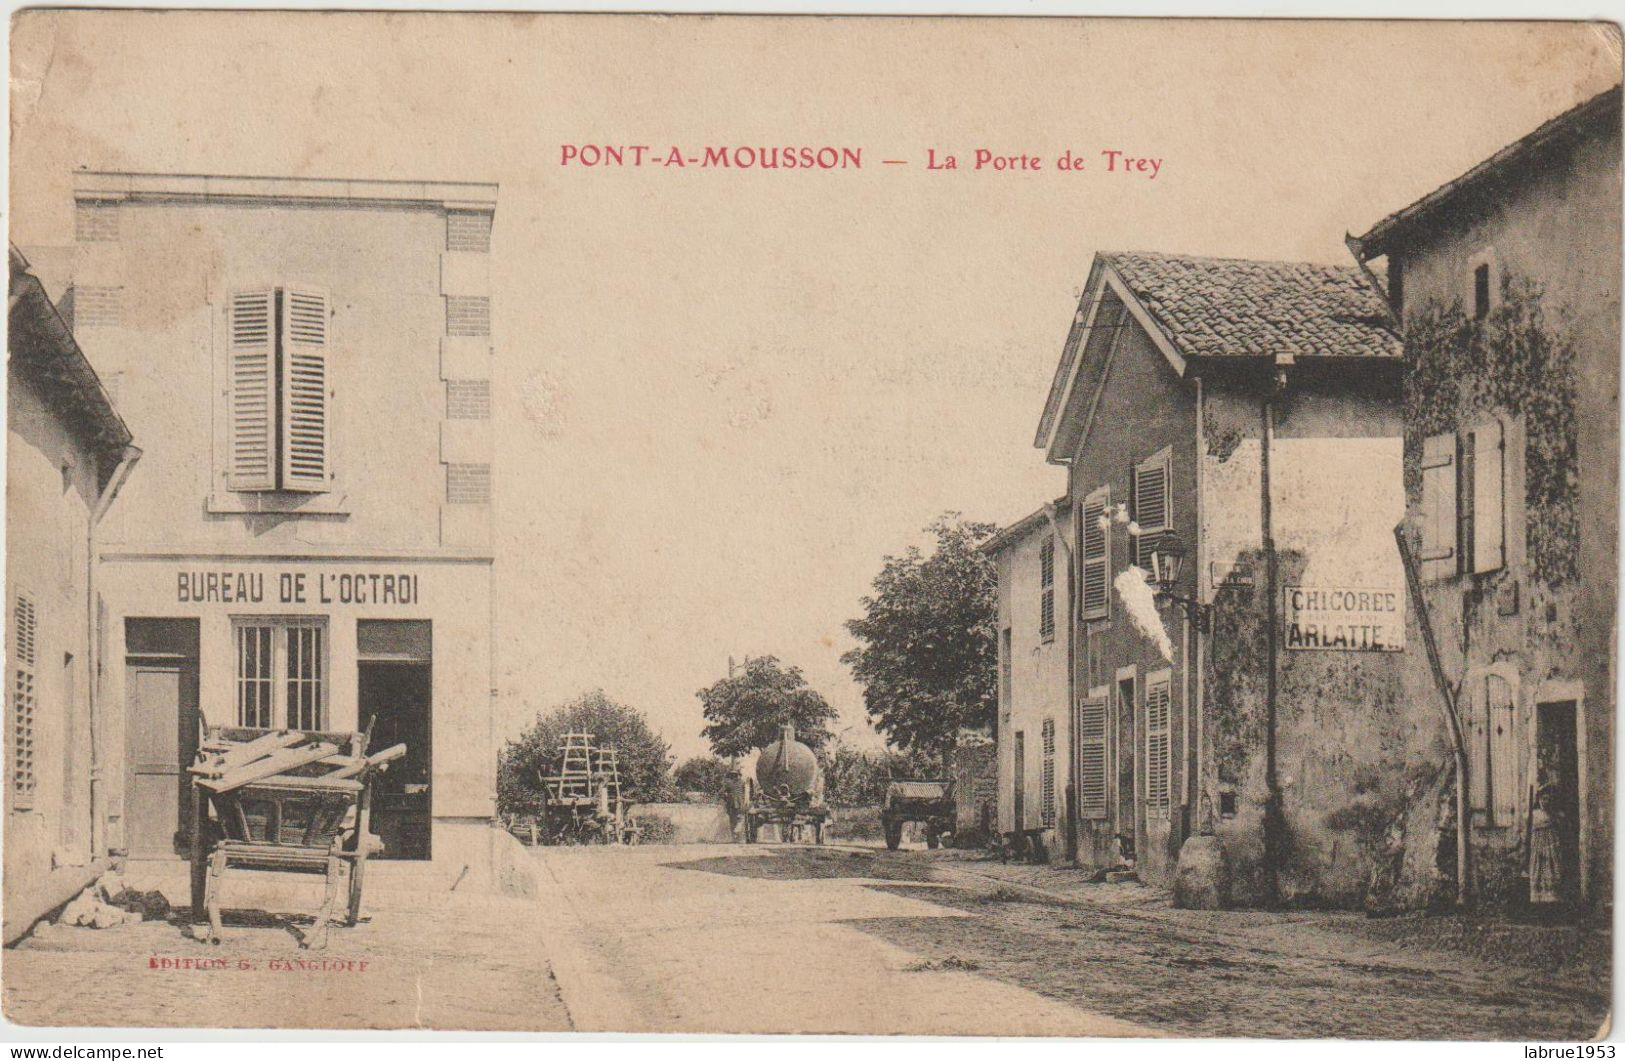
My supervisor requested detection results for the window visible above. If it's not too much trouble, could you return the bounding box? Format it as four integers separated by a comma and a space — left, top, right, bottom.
1469, 249, 1497, 320
1038, 538, 1056, 642
1464, 669, 1518, 826
1145, 675, 1171, 819
227, 287, 332, 493
1420, 422, 1505, 580
1388, 258, 1404, 320
1077, 694, 1108, 819
1040, 718, 1056, 828
10, 593, 37, 809
999, 627, 1012, 719
234, 619, 328, 730
1081, 487, 1110, 620
1133, 448, 1172, 569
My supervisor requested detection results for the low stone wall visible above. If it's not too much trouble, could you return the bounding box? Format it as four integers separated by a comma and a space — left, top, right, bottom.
632, 802, 735, 844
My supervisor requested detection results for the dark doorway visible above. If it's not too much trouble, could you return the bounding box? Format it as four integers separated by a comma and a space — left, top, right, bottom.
124, 619, 200, 858
1116, 675, 1137, 860
1534, 699, 1581, 909
1012, 731, 1026, 832
357, 620, 432, 861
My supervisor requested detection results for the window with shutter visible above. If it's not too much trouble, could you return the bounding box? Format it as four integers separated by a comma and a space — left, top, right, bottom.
1038, 538, 1056, 642
1487, 673, 1517, 826
1419, 433, 1457, 580
280, 288, 331, 492
10, 593, 38, 809
1145, 676, 1171, 819
1081, 487, 1110, 620
1040, 718, 1056, 827
1076, 695, 1108, 819
1471, 420, 1505, 573
228, 289, 277, 491
1133, 449, 1171, 569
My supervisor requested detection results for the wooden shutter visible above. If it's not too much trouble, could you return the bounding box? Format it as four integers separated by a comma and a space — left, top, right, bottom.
1146, 678, 1171, 818
1076, 695, 1108, 819
1419, 433, 1457, 579
1081, 489, 1110, 619
1487, 673, 1517, 826
10, 593, 37, 809
1465, 676, 1489, 816
1039, 538, 1056, 641
280, 288, 331, 492
1133, 450, 1171, 569
227, 289, 276, 491
1040, 719, 1056, 827
1472, 420, 1505, 573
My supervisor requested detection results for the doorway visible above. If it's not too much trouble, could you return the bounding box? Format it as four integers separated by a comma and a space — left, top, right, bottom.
357, 620, 432, 861
1116, 673, 1137, 863
124, 619, 199, 859
1534, 698, 1581, 909
1012, 731, 1025, 832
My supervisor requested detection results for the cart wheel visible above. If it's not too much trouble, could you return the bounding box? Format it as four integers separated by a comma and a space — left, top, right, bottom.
884, 821, 902, 851
925, 828, 940, 850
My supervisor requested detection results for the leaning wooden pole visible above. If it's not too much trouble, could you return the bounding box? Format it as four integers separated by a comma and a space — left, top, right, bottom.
1394, 524, 1471, 910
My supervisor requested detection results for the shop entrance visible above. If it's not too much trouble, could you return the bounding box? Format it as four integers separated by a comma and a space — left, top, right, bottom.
357, 620, 432, 861
124, 619, 200, 859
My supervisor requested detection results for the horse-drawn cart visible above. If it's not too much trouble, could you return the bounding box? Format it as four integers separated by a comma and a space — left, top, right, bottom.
188, 725, 404, 948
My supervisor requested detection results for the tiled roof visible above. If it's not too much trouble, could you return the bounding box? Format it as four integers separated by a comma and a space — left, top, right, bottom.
1103, 251, 1401, 361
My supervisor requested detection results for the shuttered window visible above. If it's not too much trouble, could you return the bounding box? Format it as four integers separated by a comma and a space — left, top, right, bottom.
1038, 538, 1056, 642
10, 594, 37, 809
228, 288, 332, 493
1081, 487, 1110, 620
1077, 695, 1108, 819
1419, 433, 1458, 580
998, 627, 1012, 720
1466, 670, 1518, 826
446, 296, 491, 337
1040, 718, 1056, 827
1470, 420, 1505, 573
447, 210, 493, 253
1145, 676, 1171, 819
1133, 449, 1171, 569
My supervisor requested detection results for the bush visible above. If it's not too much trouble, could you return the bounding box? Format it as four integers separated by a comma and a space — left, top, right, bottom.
673, 755, 735, 801
634, 813, 678, 845
825, 805, 884, 842
498, 690, 674, 817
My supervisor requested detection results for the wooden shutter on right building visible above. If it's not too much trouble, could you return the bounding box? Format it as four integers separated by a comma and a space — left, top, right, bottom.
227, 289, 276, 491
280, 288, 332, 492
1081, 488, 1110, 619
1471, 420, 1505, 573
1419, 433, 1457, 580
1133, 450, 1170, 569
1076, 694, 1108, 819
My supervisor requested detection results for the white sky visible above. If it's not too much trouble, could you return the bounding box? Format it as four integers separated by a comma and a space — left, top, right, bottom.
10, 13, 1620, 760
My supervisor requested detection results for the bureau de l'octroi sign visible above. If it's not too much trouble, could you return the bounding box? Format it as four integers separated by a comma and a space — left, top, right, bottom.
1282, 586, 1404, 652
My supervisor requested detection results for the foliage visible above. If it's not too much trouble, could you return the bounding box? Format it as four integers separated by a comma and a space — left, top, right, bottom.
820, 738, 944, 807
697, 655, 838, 759
1404, 277, 1577, 585
498, 690, 674, 817
842, 513, 999, 757
672, 755, 736, 799
633, 812, 678, 845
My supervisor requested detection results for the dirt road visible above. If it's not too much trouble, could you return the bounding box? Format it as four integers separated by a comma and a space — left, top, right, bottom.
532, 842, 1611, 1039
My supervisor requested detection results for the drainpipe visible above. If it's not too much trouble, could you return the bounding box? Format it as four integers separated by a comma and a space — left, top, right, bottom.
86, 444, 142, 859
1041, 501, 1076, 862
1394, 524, 1471, 909
1261, 372, 1285, 906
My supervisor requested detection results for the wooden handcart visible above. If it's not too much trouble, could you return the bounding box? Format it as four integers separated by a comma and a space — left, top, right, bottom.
188, 725, 405, 949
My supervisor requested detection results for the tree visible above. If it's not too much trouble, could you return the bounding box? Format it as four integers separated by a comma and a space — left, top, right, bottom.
819, 738, 943, 806
697, 655, 838, 760
498, 690, 673, 817
842, 513, 999, 759
672, 755, 736, 799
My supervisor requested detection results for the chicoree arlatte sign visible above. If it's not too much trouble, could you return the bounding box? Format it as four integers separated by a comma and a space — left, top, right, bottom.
1282, 586, 1404, 652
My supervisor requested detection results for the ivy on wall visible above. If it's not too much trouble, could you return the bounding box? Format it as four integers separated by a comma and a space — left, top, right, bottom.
1403, 276, 1578, 586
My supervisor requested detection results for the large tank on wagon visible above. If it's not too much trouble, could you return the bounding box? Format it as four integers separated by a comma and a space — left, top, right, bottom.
742, 724, 829, 844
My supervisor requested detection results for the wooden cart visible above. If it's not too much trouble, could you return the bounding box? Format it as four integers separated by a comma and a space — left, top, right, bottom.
188, 726, 404, 949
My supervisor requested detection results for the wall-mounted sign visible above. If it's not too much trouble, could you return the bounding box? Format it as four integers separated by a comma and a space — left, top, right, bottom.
175, 569, 421, 606
1283, 586, 1404, 652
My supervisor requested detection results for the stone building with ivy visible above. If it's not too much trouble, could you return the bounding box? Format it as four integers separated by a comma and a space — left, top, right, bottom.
1349, 85, 1621, 916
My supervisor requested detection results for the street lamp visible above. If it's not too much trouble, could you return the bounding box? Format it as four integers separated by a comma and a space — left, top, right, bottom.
1145, 531, 1213, 633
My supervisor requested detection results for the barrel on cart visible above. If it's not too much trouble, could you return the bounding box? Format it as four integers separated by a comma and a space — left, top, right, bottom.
742, 724, 829, 845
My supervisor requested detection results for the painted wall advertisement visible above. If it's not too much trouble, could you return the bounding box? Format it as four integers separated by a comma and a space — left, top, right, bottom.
1282, 586, 1405, 652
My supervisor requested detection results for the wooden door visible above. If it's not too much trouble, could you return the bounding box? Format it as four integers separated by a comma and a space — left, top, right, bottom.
1012, 731, 1026, 831
125, 658, 198, 857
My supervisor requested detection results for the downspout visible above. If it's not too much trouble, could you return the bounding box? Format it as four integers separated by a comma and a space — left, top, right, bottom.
1041, 501, 1076, 862
1394, 524, 1472, 909
1261, 371, 1285, 906
87, 444, 142, 858
1191, 375, 1206, 829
